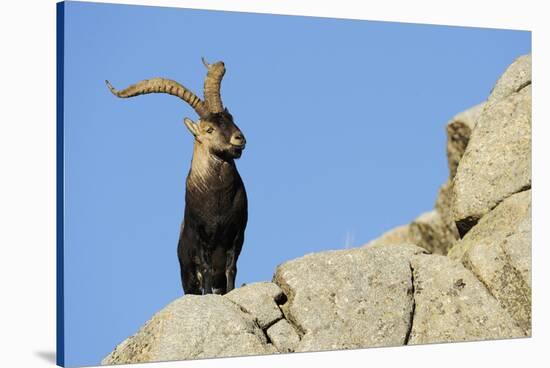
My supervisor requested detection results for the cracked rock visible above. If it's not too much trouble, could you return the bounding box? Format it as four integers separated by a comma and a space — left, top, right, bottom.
273, 244, 425, 352
266, 319, 301, 353
452, 57, 531, 235
448, 190, 531, 335
225, 282, 285, 329
487, 54, 531, 105
101, 295, 275, 365
408, 254, 524, 344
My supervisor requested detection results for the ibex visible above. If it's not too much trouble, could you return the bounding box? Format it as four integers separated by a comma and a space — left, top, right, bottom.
106, 59, 247, 295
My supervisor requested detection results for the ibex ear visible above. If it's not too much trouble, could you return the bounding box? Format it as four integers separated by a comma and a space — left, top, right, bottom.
183, 117, 199, 137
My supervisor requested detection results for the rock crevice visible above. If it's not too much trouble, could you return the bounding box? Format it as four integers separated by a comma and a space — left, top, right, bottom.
403, 262, 416, 345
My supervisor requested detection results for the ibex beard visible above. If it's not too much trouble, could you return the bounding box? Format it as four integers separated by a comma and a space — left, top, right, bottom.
106, 58, 248, 295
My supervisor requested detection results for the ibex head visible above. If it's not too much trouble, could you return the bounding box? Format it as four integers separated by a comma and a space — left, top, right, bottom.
106, 58, 246, 160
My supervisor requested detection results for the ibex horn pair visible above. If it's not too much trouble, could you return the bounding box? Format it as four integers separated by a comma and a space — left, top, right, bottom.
105, 58, 226, 118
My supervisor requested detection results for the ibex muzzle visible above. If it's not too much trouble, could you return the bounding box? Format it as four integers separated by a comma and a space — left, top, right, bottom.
106, 59, 248, 295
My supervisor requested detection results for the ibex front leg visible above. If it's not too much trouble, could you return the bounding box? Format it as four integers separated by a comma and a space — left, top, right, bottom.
225, 250, 237, 293
225, 231, 243, 293
198, 247, 213, 295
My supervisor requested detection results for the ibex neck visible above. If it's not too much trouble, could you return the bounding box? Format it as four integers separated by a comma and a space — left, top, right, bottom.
188, 143, 236, 193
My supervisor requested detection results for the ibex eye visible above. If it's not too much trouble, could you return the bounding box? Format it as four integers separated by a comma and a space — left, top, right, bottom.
206, 127, 214, 134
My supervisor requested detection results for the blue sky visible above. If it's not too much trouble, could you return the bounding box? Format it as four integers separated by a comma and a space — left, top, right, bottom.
61, 1, 531, 366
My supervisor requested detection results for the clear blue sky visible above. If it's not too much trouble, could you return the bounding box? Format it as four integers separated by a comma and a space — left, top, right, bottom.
61, 1, 531, 366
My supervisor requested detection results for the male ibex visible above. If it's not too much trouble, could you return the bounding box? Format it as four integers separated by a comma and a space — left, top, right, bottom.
106, 59, 247, 295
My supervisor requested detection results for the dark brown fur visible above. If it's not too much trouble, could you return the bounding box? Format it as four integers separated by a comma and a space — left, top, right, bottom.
177, 110, 247, 295
107, 60, 246, 295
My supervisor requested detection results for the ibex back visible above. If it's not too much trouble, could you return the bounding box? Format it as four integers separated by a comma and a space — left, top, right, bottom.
106, 58, 247, 295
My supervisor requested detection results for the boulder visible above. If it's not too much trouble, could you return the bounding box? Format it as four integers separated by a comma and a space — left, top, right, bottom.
446, 102, 485, 178
266, 319, 301, 353
448, 190, 531, 334
101, 295, 275, 365
273, 244, 425, 352
408, 253, 524, 344
225, 282, 286, 329
103, 239, 529, 364
452, 84, 531, 235
487, 54, 532, 105
408, 210, 456, 255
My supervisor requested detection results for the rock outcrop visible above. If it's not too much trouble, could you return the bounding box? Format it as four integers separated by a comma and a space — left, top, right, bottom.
273, 244, 423, 352
408, 210, 457, 255
446, 102, 485, 179
103, 244, 528, 365
102, 54, 531, 365
408, 253, 523, 344
448, 190, 532, 335
363, 53, 531, 253
487, 54, 532, 105
102, 295, 276, 365
451, 55, 531, 236
365, 209, 456, 256
452, 84, 531, 236
225, 282, 286, 330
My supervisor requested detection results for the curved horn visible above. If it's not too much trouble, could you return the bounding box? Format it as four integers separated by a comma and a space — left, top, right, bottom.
105, 78, 209, 118
202, 58, 226, 113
